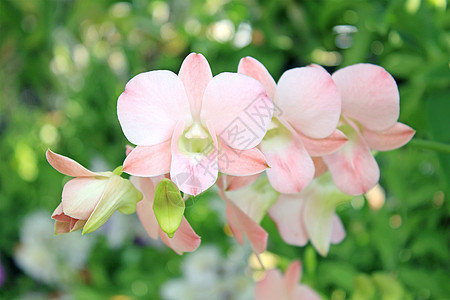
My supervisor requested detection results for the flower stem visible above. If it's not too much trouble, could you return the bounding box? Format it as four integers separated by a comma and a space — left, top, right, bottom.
409, 139, 450, 153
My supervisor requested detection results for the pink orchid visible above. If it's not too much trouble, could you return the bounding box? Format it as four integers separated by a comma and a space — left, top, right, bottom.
130, 175, 201, 254
118, 53, 273, 196
255, 260, 321, 300
268, 174, 348, 256
238, 57, 345, 194
322, 64, 415, 195
46, 150, 142, 235
217, 176, 272, 254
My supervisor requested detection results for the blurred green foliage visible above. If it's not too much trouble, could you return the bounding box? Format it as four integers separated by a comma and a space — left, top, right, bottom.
0, 0, 449, 299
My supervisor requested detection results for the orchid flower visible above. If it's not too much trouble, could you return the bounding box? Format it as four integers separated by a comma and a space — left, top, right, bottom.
217, 175, 275, 254
322, 64, 415, 195
46, 150, 142, 235
130, 175, 201, 254
238, 57, 345, 194
118, 53, 273, 196
254, 260, 321, 300
268, 173, 349, 256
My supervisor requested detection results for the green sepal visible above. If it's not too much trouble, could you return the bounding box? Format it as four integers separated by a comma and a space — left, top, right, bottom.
153, 178, 185, 238
82, 175, 143, 234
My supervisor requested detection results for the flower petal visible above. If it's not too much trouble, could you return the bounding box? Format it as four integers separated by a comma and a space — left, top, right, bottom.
170, 121, 218, 196
275, 67, 341, 139
268, 194, 308, 246
224, 197, 268, 254
131, 176, 160, 239
299, 129, 348, 156
254, 270, 286, 300
123, 142, 171, 177
54, 221, 71, 235
222, 174, 261, 191
178, 53, 212, 120
322, 125, 380, 195
362, 122, 415, 151
261, 131, 314, 194
292, 285, 322, 300
83, 175, 143, 234
312, 157, 328, 178
302, 177, 351, 256
46, 150, 99, 177
131, 175, 200, 254
70, 219, 86, 232
201, 72, 273, 150
218, 141, 268, 176
62, 177, 109, 220
330, 214, 346, 244
332, 63, 399, 131
117, 70, 191, 146
238, 56, 277, 100
221, 176, 278, 223
159, 217, 201, 255
284, 260, 301, 294
52, 203, 71, 222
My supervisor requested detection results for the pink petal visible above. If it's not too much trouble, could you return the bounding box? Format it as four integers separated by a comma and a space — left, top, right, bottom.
178, 53, 212, 120
322, 125, 380, 196
170, 121, 218, 195
238, 56, 277, 100
131, 176, 160, 239
330, 214, 346, 244
225, 197, 268, 254
117, 70, 191, 146
218, 141, 268, 176
52, 203, 71, 222
70, 219, 86, 232
46, 149, 99, 177
292, 285, 322, 300
131, 175, 200, 253
362, 122, 415, 151
61, 177, 109, 220
268, 194, 308, 246
299, 129, 348, 156
222, 174, 261, 191
255, 270, 286, 300
332, 63, 399, 131
284, 261, 301, 295
125, 145, 134, 156
123, 141, 171, 177
303, 195, 340, 256
54, 221, 71, 234
275, 67, 341, 139
261, 132, 314, 194
201, 72, 273, 150
312, 157, 328, 178
159, 217, 201, 255
220, 177, 278, 224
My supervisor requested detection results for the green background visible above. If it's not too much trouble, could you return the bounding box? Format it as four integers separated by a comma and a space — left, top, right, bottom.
0, 0, 449, 299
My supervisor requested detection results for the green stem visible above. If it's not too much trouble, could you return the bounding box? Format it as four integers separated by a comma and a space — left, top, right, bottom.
112, 165, 123, 176
409, 139, 450, 153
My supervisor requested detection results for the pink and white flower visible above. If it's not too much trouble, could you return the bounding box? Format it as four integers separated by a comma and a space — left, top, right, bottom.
255, 260, 321, 300
118, 53, 273, 196
238, 57, 345, 194
268, 173, 349, 256
322, 64, 415, 195
130, 175, 201, 255
217, 175, 273, 254
46, 150, 142, 235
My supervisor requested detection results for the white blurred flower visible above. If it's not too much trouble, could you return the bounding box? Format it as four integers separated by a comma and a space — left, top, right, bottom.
14, 211, 94, 287
161, 245, 254, 300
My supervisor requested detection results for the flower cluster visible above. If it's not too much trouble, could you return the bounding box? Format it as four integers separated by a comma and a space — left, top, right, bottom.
47, 53, 414, 298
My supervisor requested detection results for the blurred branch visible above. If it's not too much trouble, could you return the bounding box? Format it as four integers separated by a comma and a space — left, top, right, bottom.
409, 139, 450, 154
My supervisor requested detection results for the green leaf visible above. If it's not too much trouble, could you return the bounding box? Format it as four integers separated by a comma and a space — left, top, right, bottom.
153, 178, 185, 238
